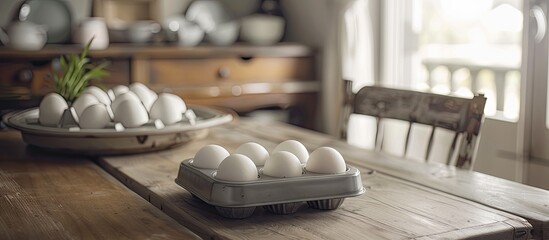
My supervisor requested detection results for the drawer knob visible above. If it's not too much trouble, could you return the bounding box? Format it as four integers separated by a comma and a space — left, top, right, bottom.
16, 68, 33, 84
240, 55, 254, 61
231, 85, 242, 96
218, 67, 231, 79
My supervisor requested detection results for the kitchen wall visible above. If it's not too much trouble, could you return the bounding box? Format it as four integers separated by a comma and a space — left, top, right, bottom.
284, 0, 332, 132
284, 0, 380, 134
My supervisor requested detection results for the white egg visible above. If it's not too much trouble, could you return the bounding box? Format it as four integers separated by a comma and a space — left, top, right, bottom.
39, 93, 68, 126
113, 99, 149, 128
112, 85, 130, 97
192, 144, 230, 169
83, 86, 111, 105
149, 89, 158, 100
305, 147, 347, 174
235, 142, 269, 166
143, 91, 158, 112
72, 93, 100, 117
129, 82, 157, 111
129, 82, 148, 92
111, 91, 140, 112
263, 151, 302, 178
149, 93, 187, 125
215, 154, 258, 182
79, 103, 112, 129
273, 140, 309, 164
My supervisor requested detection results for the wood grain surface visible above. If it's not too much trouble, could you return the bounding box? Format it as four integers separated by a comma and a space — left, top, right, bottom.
235, 119, 549, 239
0, 130, 200, 240
98, 119, 532, 240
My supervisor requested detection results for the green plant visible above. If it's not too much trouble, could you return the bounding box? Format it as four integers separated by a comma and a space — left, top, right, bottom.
53, 38, 109, 103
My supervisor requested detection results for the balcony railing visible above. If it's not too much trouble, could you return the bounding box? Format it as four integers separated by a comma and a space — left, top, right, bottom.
421, 59, 520, 121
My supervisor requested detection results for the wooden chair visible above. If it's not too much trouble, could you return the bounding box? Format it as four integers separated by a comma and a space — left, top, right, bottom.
341, 80, 487, 169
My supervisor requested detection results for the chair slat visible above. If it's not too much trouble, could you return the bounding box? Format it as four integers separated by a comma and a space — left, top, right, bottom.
428, 128, 456, 165
405, 123, 432, 162
380, 119, 409, 157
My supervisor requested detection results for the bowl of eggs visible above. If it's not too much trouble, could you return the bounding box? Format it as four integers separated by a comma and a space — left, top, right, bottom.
2, 83, 233, 155
175, 140, 369, 219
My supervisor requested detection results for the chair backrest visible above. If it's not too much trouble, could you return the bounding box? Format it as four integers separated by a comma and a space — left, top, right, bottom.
342, 80, 487, 169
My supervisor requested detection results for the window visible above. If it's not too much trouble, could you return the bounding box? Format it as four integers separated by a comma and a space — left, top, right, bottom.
381, 0, 523, 121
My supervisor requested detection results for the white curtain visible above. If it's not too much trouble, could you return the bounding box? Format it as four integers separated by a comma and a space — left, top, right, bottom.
341, 0, 375, 91
339, 0, 377, 148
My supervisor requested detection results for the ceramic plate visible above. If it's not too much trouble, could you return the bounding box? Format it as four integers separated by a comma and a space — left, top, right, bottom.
19, 0, 72, 43
3, 106, 233, 155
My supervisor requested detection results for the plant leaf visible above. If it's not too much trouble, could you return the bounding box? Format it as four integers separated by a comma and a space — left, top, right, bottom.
50, 36, 109, 102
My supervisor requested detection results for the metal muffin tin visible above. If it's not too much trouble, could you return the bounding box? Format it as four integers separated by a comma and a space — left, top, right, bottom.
175, 158, 367, 218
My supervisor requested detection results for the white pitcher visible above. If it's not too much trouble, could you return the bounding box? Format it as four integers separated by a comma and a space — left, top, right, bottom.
75, 17, 109, 50
1, 21, 47, 51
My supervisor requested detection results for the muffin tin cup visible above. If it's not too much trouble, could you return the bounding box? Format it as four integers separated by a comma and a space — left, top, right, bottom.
263, 202, 303, 215
215, 206, 256, 219
307, 198, 345, 210
175, 159, 368, 218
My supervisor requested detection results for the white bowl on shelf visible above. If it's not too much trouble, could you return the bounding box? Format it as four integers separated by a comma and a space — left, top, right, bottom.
240, 14, 285, 45
206, 21, 239, 46
128, 20, 161, 43
178, 21, 204, 47
165, 16, 205, 47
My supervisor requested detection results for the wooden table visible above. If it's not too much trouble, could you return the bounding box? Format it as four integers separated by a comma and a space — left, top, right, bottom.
4, 118, 549, 239
96, 119, 534, 239
0, 130, 200, 239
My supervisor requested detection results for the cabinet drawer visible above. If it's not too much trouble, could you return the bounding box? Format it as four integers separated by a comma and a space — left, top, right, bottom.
145, 57, 315, 85
0, 61, 54, 95
0, 59, 130, 96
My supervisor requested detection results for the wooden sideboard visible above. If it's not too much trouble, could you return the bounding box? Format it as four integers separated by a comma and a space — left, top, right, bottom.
0, 43, 319, 129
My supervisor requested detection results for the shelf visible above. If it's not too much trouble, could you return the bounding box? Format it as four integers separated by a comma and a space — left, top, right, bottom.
0, 42, 315, 59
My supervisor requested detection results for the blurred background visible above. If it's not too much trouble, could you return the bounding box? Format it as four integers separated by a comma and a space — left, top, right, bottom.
2, 0, 549, 190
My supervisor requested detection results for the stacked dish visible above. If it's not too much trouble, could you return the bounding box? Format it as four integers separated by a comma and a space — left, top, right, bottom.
185, 0, 239, 46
